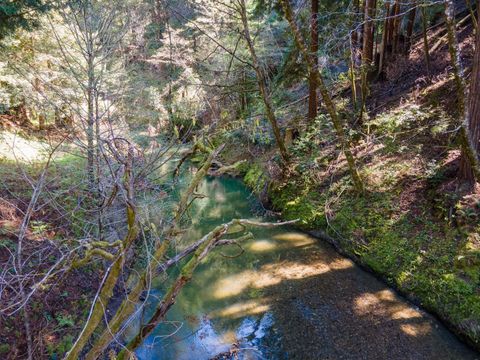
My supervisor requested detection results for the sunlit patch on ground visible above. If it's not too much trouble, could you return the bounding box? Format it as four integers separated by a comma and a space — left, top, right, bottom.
248, 239, 277, 252
400, 323, 432, 337
353, 289, 431, 336
272, 232, 316, 247
210, 299, 270, 319
391, 307, 422, 320
213, 260, 332, 299
376, 289, 396, 301
219, 330, 237, 344
354, 290, 407, 316
0, 131, 49, 162
328, 258, 354, 270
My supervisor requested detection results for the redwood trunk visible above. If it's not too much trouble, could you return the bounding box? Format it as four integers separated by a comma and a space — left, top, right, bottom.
387, 0, 399, 54
308, 0, 319, 121
421, 2, 432, 75
378, 1, 391, 77
360, 0, 376, 122
459, 7, 480, 182
404, 1, 417, 54
392, 0, 402, 53
362, 0, 376, 64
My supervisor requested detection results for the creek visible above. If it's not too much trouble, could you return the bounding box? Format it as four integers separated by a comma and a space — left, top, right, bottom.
126, 164, 478, 359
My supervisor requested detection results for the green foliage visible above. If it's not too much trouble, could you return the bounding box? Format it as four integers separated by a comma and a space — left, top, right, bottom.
56, 314, 75, 328
243, 163, 267, 193
47, 334, 74, 358
0, 343, 9, 354
368, 105, 431, 135
290, 114, 329, 157
0, 237, 16, 251
31, 220, 49, 235
265, 156, 480, 344
0, 0, 49, 39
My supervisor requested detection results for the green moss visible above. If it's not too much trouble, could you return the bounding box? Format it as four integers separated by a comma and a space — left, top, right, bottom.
270, 182, 326, 229
0, 344, 10, 354
243, 163, 268, 194
263, 173, 480, 345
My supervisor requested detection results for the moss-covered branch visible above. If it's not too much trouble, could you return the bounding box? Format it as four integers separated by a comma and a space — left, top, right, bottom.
65, 149, 138, 360
115, 218, 296, 359
84, 144, 225, 360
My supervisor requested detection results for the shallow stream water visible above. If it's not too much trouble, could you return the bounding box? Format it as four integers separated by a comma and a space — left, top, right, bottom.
129, 170, 478, 359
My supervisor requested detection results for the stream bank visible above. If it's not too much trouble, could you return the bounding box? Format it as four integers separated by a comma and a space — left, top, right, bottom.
134, 165, 478, 359
234, 158, 480, 354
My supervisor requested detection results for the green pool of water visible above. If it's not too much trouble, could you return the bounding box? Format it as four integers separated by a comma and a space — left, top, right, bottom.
129, 168, 478, 359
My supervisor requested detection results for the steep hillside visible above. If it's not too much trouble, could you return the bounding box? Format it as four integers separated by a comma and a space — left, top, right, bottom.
215, 11, 480, 350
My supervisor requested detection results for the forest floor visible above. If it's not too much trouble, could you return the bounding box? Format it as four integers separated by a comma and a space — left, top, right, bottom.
216, 17, 480, 352
0, 127, 105, 359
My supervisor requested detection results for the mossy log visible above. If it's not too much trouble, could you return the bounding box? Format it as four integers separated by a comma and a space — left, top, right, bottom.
84, 145, 224, 360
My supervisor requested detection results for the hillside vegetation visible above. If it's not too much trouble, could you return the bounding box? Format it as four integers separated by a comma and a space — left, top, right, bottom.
1, 0, 480, 359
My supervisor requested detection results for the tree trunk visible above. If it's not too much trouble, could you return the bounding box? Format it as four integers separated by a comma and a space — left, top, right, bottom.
421, 2, 432, 75
351, 0, 360, 51
465, 0, 478, 30
16, 101, 30, 127
281, 0, 364, 192
459, 7, 480, 182
350, 0, 361, 108
404, 1, 417, 54
238, 0, 289, 163
87, 53, 96, 191
54, 107, 62, 127
445, 0, 466, 117
392, 0, 402, 53
386, 0, 398, 54
308, 0, 319, 121
378, 1, 391, 77
240, 68, 248, 112
444, 0, 480, 182
363, 0, 376, 64
360, 0, 376, 123
38, 114, 45, 131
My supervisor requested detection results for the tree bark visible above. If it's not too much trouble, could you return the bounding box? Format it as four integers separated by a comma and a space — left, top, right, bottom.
465, 0, 478, 30
386, 0, 398, 54
362, 0, 376, 64
38, 114, 45, 131
308, 0, 319, 121
377, 0, 391, 78
421, 2, 432, 75
405, 0, 417, 54
444, 0, 480, 182
350, 0, 361, 108
86, 41, 96, 191
360, 0, 376, 122
445, 0, 466, 117
459, 7, 480, 182
392, 0, 402, 53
